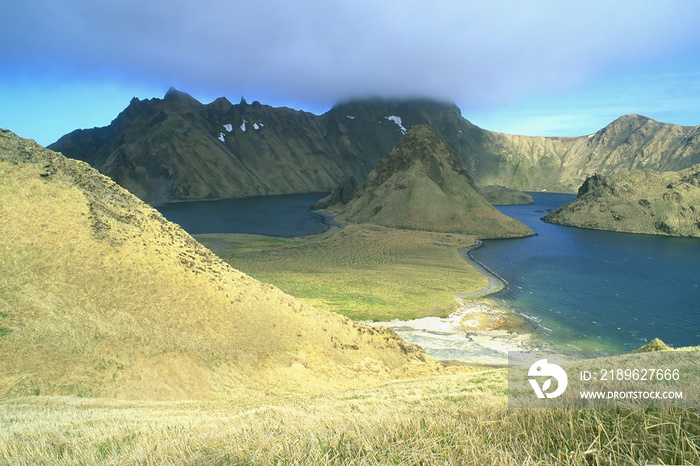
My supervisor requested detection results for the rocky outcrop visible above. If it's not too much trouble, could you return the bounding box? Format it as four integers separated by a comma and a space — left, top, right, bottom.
477, 185, 533, 205
330, 125, 534, 239
542, 164, 700, 237
315, 176, 358, 209
635, 338, 672, 352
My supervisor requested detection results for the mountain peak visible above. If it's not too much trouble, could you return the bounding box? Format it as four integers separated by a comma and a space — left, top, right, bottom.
333, 125, 534, 238
364, 124, 470, 189
163, 87, 201, 105
611, 113, 653, 126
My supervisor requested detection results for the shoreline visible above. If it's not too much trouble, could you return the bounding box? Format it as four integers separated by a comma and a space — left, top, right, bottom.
366, 239, 545, 366
370, 301, 542, 367
287, 209, 343, 241
367, 298, 544, 367
454, 240, 507, 300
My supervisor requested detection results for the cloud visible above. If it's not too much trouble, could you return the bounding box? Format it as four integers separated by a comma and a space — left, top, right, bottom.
3, 0, 700, 114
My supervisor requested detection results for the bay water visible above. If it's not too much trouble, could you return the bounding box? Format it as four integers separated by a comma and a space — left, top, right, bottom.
471, 192, 700, 352
155, 192, 329, 236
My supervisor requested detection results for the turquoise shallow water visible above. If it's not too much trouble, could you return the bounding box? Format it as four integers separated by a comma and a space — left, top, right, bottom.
470, 192, 700, 352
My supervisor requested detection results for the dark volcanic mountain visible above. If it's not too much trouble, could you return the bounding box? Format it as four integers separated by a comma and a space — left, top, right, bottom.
49, 89, 700, 203
49, 90, 467, 203
330, 125, 534, 239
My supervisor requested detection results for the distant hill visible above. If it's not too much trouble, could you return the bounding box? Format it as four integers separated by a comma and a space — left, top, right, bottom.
49, 89, 700, 202
476, 113, 700, 192
330, 125, 534, 239
0, 129, 437, 400
477, 185, 533, 205
542, 164, 700, 237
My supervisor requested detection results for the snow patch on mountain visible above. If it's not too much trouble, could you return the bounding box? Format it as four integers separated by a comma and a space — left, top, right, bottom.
385, 116, 407, 134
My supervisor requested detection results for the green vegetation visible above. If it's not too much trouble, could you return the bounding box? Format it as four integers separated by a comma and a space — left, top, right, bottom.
199, 224, 488, 321
0, 312, 9, 338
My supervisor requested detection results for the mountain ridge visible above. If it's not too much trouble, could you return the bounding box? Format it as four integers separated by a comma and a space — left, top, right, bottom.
48, 89, 700, 202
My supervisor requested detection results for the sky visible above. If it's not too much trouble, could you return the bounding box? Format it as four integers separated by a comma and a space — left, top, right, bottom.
2, 0, 700, 147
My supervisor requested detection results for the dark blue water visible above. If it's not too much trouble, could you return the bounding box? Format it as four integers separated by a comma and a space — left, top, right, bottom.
155, 192, 329, 236
470, 192, 700, 352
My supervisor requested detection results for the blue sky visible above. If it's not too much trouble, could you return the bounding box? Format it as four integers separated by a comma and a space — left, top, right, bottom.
2, 0, 700, 146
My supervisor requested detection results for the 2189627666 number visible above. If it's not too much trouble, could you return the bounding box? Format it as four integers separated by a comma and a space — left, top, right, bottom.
598, 368, 680, 381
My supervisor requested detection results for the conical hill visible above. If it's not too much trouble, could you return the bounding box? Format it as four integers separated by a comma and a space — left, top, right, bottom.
333, 125, 534, 238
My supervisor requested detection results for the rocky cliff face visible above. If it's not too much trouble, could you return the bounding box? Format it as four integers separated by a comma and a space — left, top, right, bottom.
466, 114, 700, 192
331, 125, 534, 239
542, 164, 700, 237
49, 90, 700, 202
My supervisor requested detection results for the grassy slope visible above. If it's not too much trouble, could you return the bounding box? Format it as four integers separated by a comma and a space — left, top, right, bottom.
3, 130, 699, 464
199, 224, 488, 321
0, 130, 439, 400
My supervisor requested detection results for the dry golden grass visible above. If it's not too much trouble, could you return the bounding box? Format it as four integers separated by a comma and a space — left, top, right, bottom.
199, 224, 488, 321
0, 130, 439, 400
1, 367, 698, 465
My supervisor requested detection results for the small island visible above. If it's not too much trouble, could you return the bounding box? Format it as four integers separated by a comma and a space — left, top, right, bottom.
477, 185, 534, 205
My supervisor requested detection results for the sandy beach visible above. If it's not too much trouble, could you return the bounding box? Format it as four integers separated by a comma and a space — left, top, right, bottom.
367, 297, 542, 366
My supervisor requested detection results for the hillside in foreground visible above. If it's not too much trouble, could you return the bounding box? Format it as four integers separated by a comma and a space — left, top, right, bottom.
330, 125, 534, 239
0, 129, 439, 400
542, 164, 700, 237
2, 129, 699, 464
